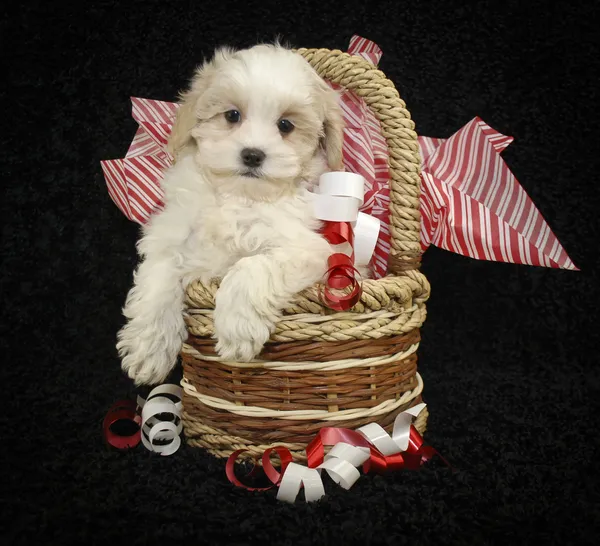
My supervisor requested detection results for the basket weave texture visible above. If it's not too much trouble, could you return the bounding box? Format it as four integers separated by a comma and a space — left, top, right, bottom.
180, 47, 430, 462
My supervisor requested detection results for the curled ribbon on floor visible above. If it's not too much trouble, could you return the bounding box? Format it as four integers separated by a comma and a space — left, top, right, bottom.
226, 403, 449, 503
103, 384, 183, 456
312, 172, 381, 311
103, 399, 141, 450
137, 384, 183, 456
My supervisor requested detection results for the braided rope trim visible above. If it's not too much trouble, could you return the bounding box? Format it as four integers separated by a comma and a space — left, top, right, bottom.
181, 372, 423, 422
181, 342, 419, 372
184, 271, 430, 315
181, 405, 429, 463
185, 303, 426, 342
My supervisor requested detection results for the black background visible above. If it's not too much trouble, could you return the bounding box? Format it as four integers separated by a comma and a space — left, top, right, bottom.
3, 0, 600, 544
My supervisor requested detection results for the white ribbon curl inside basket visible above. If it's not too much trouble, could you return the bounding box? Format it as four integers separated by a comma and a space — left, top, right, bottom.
311, 171, 381, 267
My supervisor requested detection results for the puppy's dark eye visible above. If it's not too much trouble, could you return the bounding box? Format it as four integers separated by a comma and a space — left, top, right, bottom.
224, 110, 241, 123
278, 119, 294, 134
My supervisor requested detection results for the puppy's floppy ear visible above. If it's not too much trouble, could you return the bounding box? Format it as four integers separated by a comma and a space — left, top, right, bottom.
167, 47, 233, 159
167, 92, 199, 159
317, 82, 345, 171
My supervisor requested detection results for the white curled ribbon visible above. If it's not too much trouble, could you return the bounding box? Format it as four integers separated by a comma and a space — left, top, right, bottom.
277, 464, 324, 503
311, 171, 381, 266
277, 442, 371, 503
357, 402, 427, 454
137, 384, 183, 456
354, 212, 381, 267
317, 442, 371, 489
276, 404, 426, 503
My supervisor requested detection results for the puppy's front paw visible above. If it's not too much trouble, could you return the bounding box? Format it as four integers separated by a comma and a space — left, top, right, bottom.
117, 317, 185, 385
213, 306, 272, 362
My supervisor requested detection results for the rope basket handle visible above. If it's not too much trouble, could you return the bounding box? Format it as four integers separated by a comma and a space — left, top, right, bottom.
295, 47, 423, 274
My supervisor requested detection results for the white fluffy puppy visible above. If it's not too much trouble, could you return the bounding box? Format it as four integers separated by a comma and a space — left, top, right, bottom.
117, 44, 345, 385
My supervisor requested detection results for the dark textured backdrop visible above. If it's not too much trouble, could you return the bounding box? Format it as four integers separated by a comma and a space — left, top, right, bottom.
3, 0, 600, 544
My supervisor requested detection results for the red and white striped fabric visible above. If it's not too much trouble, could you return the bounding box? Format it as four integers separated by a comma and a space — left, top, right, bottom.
347, 35, 383, 66
101, 98, 177, 224
418, 117, 577, 270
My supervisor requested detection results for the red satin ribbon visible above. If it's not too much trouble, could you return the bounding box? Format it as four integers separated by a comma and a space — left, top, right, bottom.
305, 427, 371, 467
103, 399, 141, 450
322, 221, 354, 248
321, 222, 362, 311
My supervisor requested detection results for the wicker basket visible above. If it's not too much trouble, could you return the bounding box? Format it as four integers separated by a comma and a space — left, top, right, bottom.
179, 46, 429, 463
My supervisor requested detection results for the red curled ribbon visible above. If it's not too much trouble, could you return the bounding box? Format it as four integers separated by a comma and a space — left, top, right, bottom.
102, 399, 141, 450
226, 447, 294, 492
321, 221, 362, 311
362, 427, 448, 473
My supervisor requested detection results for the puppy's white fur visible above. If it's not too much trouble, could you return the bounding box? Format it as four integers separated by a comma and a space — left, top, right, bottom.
117, 44, 345, 385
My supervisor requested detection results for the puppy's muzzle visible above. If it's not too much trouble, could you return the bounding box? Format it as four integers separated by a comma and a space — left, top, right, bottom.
241, 148, 266, 168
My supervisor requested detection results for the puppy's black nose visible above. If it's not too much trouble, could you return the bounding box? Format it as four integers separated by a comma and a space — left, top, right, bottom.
241, 148, 266, 168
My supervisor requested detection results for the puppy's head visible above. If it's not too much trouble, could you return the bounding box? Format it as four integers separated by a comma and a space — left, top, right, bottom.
168, 44, 344, 200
